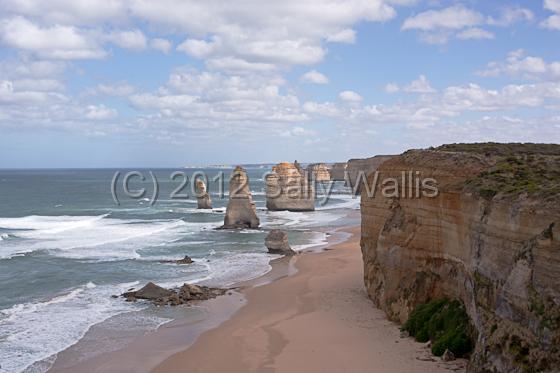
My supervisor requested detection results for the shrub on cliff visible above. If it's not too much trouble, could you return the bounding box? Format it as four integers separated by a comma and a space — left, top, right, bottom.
403, 299, 473, 358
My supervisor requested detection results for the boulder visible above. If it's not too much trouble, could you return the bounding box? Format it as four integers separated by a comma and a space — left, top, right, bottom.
221, 166, 260, 229
266, 162, 315, 211
265, 229, 296, 256
123, 282, 173, 300
442, 349, 455, 362
195, 179, 212, 209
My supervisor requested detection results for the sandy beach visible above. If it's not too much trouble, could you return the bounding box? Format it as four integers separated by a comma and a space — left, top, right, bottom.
152, 225, 466, 373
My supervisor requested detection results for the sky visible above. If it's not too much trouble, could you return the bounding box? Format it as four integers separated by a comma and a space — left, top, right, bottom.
0, 0, 559, 168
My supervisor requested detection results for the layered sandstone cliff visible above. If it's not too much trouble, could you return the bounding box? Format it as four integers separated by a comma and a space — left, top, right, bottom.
266, 162, 315, 211
360, 144, 560, 372
222, 166, 260, 229
330, 162, 347, 181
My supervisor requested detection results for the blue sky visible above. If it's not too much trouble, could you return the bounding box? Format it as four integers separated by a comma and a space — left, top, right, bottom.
0, 0, 559, 168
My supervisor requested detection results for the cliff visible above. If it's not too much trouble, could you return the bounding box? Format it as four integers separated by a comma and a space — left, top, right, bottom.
221, 166, 260, 229
266, 162, 315, 211
360, 144, 560, 372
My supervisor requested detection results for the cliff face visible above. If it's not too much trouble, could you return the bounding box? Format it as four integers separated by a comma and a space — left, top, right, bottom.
360, 146, 560, 372
330, 162, 347, 181
266, 162, 315, 211
222, 166, 260, 229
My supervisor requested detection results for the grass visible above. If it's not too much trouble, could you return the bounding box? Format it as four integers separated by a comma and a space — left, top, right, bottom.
430, 143, 560, 201
403, 298, 473, 357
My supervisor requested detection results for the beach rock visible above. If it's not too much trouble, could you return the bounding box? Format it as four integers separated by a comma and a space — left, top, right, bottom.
123, 282, 173, 300
329, 162, 347, 181
221, 166, 260, 229
265, 229, 296, 256
266, 162, 315, 211
121, 282, 226, 306
176, 255, 194, 264
442, 349, 455, 362
307, 163, 331, 182
360, 144, 560, 372
195, 179, 212, 209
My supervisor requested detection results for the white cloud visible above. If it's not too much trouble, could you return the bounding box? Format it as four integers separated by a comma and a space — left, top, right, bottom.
402, 5, 483, 31
339, 90, 363, 102
301, 70, 329, 84
542, 0, 560, 29
403, 75, 435, 93
150, 38, 172, 53
456, 28, 495, 40
85, 104, 118, 120
96, 83, 137, 96
177, 37, 221, 59
280, 126, 317, 137
384, 83, 400, 93
327, 29, 356, 44
205, 57, 277, 74
107, 29, 147, 50
403, 5, 532, 44
477, 50, 560, 80
0, 17, 105, 59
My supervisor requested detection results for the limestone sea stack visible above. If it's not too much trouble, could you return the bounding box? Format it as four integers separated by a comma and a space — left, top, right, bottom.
307, 163, 331, 182
221, 166, 260, 229
195, 179, 212, 209
266, 161, 315, 211
360, 143, 560, 372
329, 162, 347, 181
265, 229, 296, 256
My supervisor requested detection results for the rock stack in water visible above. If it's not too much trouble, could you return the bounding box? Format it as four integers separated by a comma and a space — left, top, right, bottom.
329, 162, 347, 181
266, 161, 315, 211
195, 179, 212, 209
265, 229, 296, 256
307, 163, 331, 182
221, 166, 260, 229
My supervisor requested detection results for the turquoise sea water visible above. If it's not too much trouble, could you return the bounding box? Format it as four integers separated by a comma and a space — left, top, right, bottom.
0, 168, 357, 372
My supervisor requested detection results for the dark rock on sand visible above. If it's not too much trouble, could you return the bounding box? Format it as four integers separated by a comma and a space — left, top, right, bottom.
121, 282, 226, 306
265, 229, 296, 256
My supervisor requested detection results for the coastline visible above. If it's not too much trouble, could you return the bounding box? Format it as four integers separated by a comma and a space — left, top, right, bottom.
152, 224, 466, 373
48, 219, 466, 373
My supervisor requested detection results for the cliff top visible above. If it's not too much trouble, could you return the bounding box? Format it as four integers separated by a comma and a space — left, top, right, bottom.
429, 143, 560, 202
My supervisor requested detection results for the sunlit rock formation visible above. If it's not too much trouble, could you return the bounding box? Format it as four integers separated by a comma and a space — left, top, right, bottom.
195, 179, 212, 209
307, 163, 331, 182
221, 166, 260, 229
360, 144, 560, 372
266, 161, 315, 211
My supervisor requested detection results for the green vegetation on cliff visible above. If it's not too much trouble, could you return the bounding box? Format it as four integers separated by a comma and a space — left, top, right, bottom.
403, 299, 473, 357
433, 143, 560, 200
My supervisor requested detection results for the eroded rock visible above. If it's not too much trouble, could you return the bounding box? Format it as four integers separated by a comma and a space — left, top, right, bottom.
195, 179, 212, 209
266, 161, 314, 211
221, 166, 260, 229
265, 229, 296, 256
122, 282, 226, 306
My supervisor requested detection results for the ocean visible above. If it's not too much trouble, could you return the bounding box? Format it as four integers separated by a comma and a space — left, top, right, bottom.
0, 168, 358, 372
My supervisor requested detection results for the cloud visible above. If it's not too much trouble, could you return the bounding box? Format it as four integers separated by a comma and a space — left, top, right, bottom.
85, 104, 118, 120
106, 29, 147, 50
301, 70, 329, 84
339, 90, 363, 102
477, 50, 560, 80
403, 5, 532, 44
403, 75, 435, 93
456, 28, 495, 40
280, 126, 317, 137
542, 0, 560, 30
326, 29, 356, 44
384, 83, 400, 93
177, 37, 221, 59
0, 16, 105, 59
150, 38, 172, 53
402, 5, 483, 31
95, 83, 137, 96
